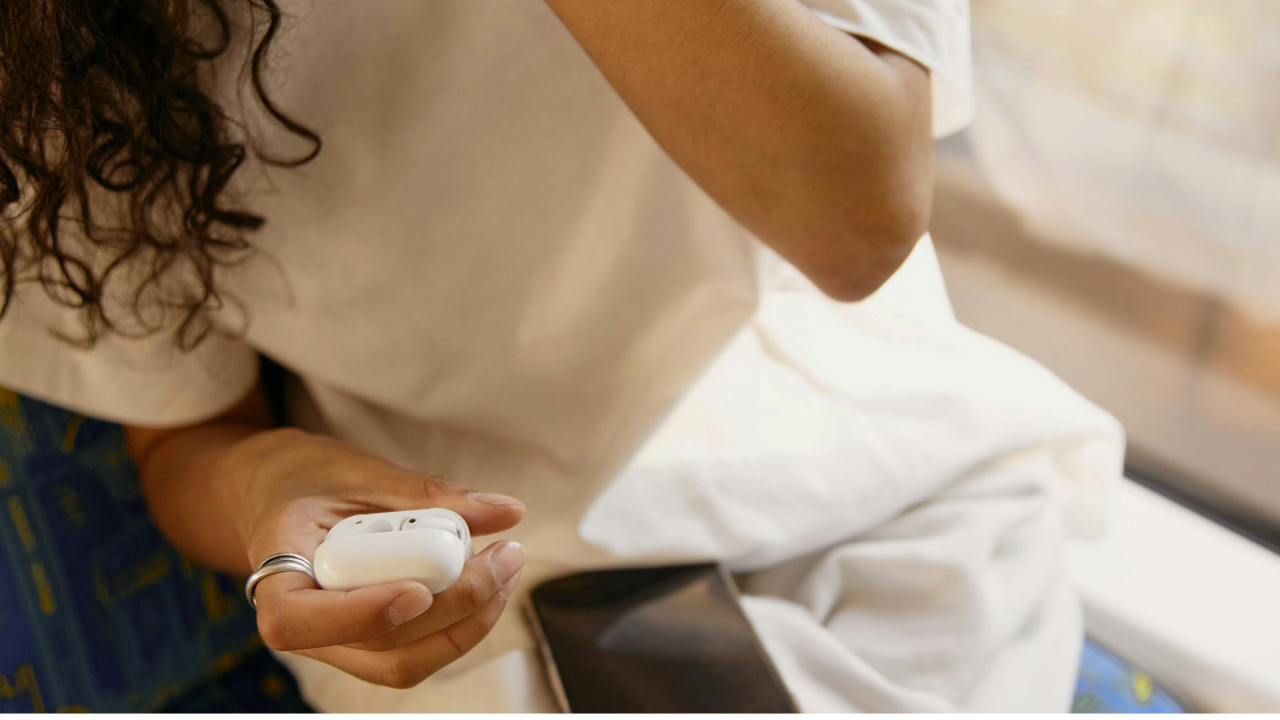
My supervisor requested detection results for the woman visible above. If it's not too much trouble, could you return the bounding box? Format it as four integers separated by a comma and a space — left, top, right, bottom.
0, 0, 1116, 711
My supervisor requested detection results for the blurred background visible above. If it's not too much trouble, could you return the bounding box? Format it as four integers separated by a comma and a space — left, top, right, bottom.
931, 0, 1280, 543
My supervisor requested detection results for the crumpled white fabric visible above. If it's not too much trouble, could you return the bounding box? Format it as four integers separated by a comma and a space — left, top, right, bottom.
576, 242, 1124, 711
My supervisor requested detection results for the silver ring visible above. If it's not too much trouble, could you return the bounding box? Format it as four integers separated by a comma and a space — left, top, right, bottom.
260, 552, 313, 570
245, 553, 316, 608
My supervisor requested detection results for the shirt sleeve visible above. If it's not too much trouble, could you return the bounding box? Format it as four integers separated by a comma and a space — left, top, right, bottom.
0, 286, 258, 427
803, 0, 975, 138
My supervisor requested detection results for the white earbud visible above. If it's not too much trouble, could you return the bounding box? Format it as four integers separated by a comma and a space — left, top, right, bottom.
313, 509, 472, 594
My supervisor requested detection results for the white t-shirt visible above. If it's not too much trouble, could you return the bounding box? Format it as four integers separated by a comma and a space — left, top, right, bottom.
0, 0, 1001, 712
0, 0, 972, 429
0, 0, 973, 554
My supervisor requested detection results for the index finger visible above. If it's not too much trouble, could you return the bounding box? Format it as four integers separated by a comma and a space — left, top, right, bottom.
365, 472, 527, 536
253, 572, 435, 652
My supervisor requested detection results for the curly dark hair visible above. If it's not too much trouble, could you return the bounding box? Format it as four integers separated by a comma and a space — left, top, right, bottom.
0, 0, 318, 349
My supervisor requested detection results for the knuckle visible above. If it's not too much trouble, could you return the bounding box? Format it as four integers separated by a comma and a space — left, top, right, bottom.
378, 657, 427, 690
471, 609, 501, 637
440, 629, 467, 658
473, 594, 507, 633
257, 613, 294, 651
419, 474, 457, 497
335, 457, 372, 484
455, 575, 491, 615
481, 597, 508, 629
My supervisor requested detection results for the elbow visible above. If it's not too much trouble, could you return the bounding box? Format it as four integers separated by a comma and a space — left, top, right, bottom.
809, 233, 918, 303
802, 192, 931, 303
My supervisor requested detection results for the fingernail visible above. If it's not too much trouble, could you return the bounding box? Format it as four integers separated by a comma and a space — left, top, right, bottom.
490, 541, 525, 582
469, 492, 525, 509
500, 568, 523, 600
387, 586, 433, 626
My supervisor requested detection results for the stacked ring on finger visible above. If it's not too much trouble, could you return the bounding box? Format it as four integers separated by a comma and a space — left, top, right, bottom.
245, 552, 316, 608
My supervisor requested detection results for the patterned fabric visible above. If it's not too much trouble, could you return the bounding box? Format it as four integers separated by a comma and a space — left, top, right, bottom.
1, 389, 1181, 713
0, 390, 306, 712
1073, 639, 1185, 712
158, 647, 312, 713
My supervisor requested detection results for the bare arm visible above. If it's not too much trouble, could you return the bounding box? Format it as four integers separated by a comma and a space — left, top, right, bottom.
544, 0, 934, 300
126, 382, 275, 575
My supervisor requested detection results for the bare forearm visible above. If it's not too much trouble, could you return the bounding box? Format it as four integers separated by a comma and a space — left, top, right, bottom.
544, 0, 933, 299
127, 385, 277, 576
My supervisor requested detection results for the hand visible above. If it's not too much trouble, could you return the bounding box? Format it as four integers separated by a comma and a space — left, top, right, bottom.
228, 428, 527, 688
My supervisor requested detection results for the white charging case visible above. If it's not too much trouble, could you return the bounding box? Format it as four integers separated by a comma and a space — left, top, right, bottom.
313, 509, 473, 594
